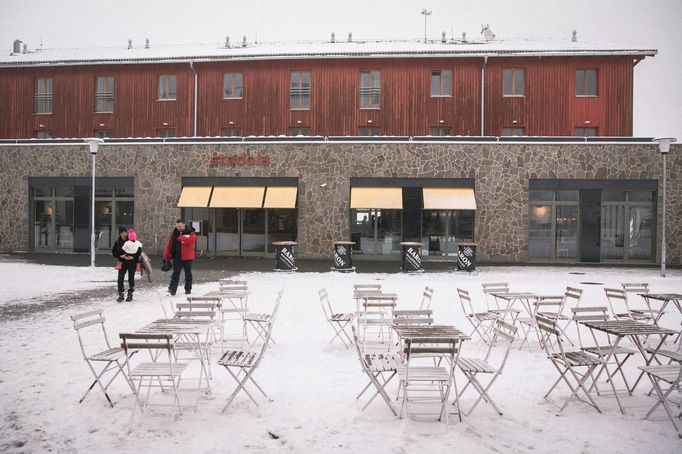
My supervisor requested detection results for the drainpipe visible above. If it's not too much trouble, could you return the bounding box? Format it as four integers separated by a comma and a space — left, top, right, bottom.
480, 56, 488, 136
189, 61, 198, 137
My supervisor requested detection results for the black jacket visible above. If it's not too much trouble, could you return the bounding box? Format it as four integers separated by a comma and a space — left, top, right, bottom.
112, 237, 141, 264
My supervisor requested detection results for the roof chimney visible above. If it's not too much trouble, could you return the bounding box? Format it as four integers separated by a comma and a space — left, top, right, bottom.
225, 36, 230, 48
13, 39, 22, 54
461, 31, 467, 43
22, 43, 27, 54
348, 32, 352, 42
571, 29, 577, 42
145, 38, 150, 49
441, 31, 447, 43
127, 39, 133, 49
331, 32, 335, 43
242, 36, 247, 47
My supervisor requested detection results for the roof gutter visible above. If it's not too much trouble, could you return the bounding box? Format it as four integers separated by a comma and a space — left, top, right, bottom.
189, 61, 198, 137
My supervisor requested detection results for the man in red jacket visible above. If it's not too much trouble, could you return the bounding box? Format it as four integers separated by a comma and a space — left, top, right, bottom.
164, 218, 196, 295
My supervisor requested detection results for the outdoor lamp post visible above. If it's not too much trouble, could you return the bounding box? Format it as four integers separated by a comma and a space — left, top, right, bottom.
653, 137, 676, 278
420, 9, 432, 43
85, 138, 104, 268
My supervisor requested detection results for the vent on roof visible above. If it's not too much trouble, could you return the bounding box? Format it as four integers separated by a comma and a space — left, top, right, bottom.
572, 29, 578, 42
348, 32, 352, 43
13, 39, 22, 54
481, 24, 495, 41
225, 36, 230, 48
22, 43, 27, 54
145, 38, 150, 49
441, 32, 447, 43
461, 31, 467, 43
242, 36, 247, 47
128, 39, 133, 49
331, 32, 335, 43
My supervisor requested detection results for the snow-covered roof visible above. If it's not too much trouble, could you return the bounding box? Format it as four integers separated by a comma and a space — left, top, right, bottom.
0, 37, 657, 68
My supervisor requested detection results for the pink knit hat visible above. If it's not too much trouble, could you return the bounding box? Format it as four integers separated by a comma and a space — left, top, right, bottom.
128, 228, 137, 242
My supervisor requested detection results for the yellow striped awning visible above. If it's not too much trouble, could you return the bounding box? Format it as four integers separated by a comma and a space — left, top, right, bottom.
177, 186, 213, 207
350, 187, 403, 209
264, 186, 298, 208
209, 186, 265, 208
422, 187, 477, 210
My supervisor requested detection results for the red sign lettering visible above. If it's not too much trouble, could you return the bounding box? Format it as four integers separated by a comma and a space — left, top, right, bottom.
210, 152, 270, 167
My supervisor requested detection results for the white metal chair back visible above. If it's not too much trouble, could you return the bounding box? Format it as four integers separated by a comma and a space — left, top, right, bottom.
175, 300, 219, 321
256, 290, 283, 360
571, 306, 610, 350
536, 315, 568, 357
622, 282, 649, 295
319, 287, 333, 320
482, 282, 510, 311
604, 287, 631, 319
354, 283, 382, 292
419, 287, 434, 310
536, 295, 567, 317
71, 310, 112, 358
360, 294, 397, 353
489, 320, 517, 363
457, 288, 475, 315
564, 287, 583, 308
393, 309, 433, 326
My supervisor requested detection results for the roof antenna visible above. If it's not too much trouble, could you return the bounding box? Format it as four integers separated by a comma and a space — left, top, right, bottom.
348, 32, 352, 42
145, 38, 150, 49
225, 36, 230, 48
242, 35, 247, 47
331, 32, 335, 43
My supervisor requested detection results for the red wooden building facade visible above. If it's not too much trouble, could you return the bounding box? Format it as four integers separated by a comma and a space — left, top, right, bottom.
0, 42, 653, 139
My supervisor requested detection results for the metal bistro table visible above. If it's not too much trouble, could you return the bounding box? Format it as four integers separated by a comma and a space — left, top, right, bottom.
202, 289, 250, 347
489, 292, 533, 322
134, 319, 215, 398
639, 293, 682, 327
392, 324, 471, 420
581, 319, 678, 414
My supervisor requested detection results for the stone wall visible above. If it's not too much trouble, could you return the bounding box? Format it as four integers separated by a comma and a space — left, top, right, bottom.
0, 141, 679, 265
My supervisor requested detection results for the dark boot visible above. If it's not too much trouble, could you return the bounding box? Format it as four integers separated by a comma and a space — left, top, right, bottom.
125, 289, 134, 302
116, 292, 124, 302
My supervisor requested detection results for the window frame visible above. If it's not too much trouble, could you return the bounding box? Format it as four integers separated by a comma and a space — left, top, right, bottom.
289, 127, 310, 136
221, 127, 242, 137
359, 70, 381, 109
575, 127, 598, 137
94, 76, 114, 113
528, 190, 580, 261
430, 127, 452, 136
430, 69, 453, 97
34, 130, 53, 139
157, 128, 176, 138
34, 77, 53, 114
223, 72, 243, 99
502, 68, 525, 97
576, 68, 598, 97
289, 71, 311, 110
157, 74, 177, 101
358, 127, 381, 136
94, 129, 113, 138
501, 126, 525, 137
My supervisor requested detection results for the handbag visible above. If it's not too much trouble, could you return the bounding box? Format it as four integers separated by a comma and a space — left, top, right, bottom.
160, 259, 172, 272
115, 262, 122, 270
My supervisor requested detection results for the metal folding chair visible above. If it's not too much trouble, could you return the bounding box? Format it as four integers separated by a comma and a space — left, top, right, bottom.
393, 309, 433, 327
604, 287, 655, 322
621, 283, 663, 324
359, 293, 397, 354
398, 336, 460, 427
639, 364, 682, 437
481, 282, 520, 321
518, 295, 565, 352
351, 326, 403, 415
571, 306, 635, 396
319, 288, 355, 348
71, 309, 136, 407
244, 291, 280, 346
120, 333, 188, 432
418, 286, 434, 310
456, 320, 517, 415
536, 315, 601, 415
457, 288, 498, 345
217, 289, 283, 413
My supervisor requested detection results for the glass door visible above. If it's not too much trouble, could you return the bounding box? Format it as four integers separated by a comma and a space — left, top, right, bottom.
34, 200, 54, 249
215, 208, 239, 254
241, 209, 266, 254
95, 200, 113, 250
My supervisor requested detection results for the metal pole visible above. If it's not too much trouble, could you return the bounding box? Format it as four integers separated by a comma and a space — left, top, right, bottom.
90, 152, 96, 267
661, 152, 666, 277
424, 14, 427, 43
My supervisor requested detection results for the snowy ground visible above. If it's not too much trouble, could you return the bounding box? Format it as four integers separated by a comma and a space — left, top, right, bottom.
0, 260, 681, 453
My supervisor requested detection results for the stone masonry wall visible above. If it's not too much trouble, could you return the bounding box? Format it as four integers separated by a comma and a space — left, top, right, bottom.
0, 142, 679, 265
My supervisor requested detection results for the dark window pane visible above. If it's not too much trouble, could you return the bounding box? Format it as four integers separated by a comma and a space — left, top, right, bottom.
115, 186, 134, 196
95, 187, 113, 197
514, 69, 524, 95
602, 191, 626, 202
556, 205, 578, 259
628, 191, 653, 202
586, 69, 597, 95
234, 73, 243, 97
431, 71, 440, 96
628, 206, 652, 259
33, 186, 52, 197
556, 190, 578, 201
529, 205, 552, 258
54, 186, 74, 197
529, 190, 553, 201
503, 69, 512, 95
576, 70, 585, 95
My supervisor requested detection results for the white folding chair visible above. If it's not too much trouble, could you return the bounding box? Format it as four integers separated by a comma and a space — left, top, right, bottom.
71, 309, 136, 407
621, 283, 663, 324
553, 287, 583, 346
639, 364, 682, 437
481, 282, 520, 320
244, 291, 281, 346
518, 295, 565, 352
351, 326, 403, 415
393, 309, 433, 327
217, 290, 283, 412
456, 320, 517, 415
458, 288, 498, 345
571, 306, 635, 396
536, 315, 601, 415
120, 333, 188, 432
359, 294, 397, 354
418, 287, 434, 310
604, 287, 654, 322
398, 336, 460, 427
319, 288, 355, 348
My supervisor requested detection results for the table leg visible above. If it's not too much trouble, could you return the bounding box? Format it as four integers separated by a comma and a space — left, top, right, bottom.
586, 332, 626, 414
630, 333, 670, 392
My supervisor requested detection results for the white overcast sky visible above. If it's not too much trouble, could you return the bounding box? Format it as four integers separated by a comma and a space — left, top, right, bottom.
1, 0, 680, 138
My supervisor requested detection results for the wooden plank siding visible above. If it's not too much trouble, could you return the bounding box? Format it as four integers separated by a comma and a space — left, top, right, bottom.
0, 56, 635, 139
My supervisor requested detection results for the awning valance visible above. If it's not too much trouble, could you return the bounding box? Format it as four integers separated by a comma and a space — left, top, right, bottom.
422, 187, 477, 210
177, 186, 213, 207
209, 186, 265, 208
350, 187, 403, 209
264, 186, 298, 208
